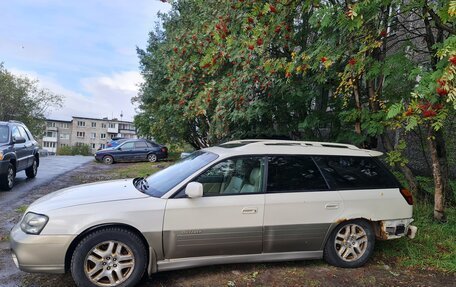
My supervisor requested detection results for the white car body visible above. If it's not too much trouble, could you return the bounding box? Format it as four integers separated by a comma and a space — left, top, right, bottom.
10, 139, 416, 286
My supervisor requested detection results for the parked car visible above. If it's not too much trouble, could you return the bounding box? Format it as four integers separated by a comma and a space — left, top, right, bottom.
95, 139, 168, 164
0, 121, 39, 190
106, 138, 127, 148
10, 139, 416, 287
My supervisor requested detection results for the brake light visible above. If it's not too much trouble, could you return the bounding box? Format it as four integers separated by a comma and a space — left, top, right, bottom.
161, 147, 167, 153
107, 143, 112, 147
400, 188, 413, 205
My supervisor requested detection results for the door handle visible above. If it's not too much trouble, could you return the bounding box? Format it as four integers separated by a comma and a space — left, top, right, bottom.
242, 207, 257, 214
325, 203, 340, 210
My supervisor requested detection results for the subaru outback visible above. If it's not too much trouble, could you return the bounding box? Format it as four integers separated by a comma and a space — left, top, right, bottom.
10, 140, 416, 287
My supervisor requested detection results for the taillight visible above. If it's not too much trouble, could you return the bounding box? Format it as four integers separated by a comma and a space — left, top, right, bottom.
107, 143, 112, 147
161, 147, 167, 153
400, 188, 413, 205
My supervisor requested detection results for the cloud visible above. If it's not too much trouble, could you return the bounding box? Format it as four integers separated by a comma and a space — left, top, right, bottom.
11, 68, 143, 122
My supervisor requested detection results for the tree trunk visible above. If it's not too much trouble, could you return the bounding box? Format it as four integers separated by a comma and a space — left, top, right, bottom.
435, 129, 455, 206
381, 133, 430, 201
353, 80, 362, 134
428, 128, 446, 221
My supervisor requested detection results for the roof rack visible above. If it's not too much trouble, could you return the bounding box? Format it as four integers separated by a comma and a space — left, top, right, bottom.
220, 139, 359, 150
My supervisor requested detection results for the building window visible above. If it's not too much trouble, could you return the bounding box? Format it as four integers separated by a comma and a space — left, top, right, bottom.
43, 142, 56, 148
77, 121, 85, 127
110, 134, 116, 139
100, 133, 106, 139
91, 143, 96, 149
60, 133, 69, 140
90, 132, 96, 139
101, 123, 107, 128
60, 143, 68, 147
100, 144, 106, 149
109, 123, 116, 128
75, 142, 84, 146
45, 131, 56, 138
60, 123, 69, 129
91, 122, 97, 128
47, 122, 56, 128
77, 131, 85, 138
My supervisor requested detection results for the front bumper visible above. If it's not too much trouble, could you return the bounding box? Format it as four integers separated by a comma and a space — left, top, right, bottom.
9, 224, 75, 273
0, 160, 10, 175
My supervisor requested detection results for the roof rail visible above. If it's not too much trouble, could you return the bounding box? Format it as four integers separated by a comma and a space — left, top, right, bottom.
221, 139, 359, 150
8, 120, 25, 124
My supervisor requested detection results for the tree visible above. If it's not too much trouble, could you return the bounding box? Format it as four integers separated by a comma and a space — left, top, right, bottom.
0, 63, 63, 136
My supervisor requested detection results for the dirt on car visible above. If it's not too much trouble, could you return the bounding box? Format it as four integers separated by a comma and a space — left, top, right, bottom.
0, 161, 454, 287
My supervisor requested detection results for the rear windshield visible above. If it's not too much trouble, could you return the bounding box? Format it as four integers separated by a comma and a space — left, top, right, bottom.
0, 126, 9, 143
313, 156, 400, 190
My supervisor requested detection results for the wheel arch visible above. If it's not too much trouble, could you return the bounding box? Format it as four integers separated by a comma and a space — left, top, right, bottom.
321, 217, 377, 250
64, 223, 152, 274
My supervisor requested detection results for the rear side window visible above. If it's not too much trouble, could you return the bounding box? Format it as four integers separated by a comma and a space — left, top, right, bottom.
135, 141, 148, 148
267, 156, 329, 192
313, 156, 400, 190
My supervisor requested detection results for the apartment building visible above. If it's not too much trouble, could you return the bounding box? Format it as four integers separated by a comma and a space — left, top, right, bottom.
40, 116, 137, 154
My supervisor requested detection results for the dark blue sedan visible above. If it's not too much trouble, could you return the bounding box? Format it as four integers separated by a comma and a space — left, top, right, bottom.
95, 139, 168, 164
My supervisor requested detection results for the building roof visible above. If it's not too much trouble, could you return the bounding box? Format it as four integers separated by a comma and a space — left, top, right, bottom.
204, 139, 383, 157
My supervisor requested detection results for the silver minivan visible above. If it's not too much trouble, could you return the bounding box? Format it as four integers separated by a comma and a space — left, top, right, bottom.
11, 140, 416, 287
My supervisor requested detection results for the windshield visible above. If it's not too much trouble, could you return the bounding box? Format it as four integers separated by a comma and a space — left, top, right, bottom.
142, 151, 218, 197
0, 126, 9, 143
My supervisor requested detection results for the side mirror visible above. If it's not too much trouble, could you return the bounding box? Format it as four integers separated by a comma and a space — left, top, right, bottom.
185, 182, 203, 198
117, 147, 122, 150
13, 136, 26, 144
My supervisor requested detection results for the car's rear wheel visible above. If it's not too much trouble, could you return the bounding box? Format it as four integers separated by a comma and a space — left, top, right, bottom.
25, 158, 38, 178
71, 227, 147, 287
323, 219, 375, 268
103, 155, 114, 165
147, 154, 157, 163
0, 163, 15, 190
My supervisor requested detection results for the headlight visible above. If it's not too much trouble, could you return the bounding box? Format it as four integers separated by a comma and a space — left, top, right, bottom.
0, 151, 3, 160
20, 212, 49, 235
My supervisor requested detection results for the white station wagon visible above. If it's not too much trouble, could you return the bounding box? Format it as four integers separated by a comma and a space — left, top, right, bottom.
10, 140, 417, 287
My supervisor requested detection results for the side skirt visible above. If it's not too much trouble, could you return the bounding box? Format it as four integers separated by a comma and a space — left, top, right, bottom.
156, 251, 323, 272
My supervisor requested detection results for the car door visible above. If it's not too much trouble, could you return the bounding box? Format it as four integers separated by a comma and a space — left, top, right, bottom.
11, 126, 28, 171
263, 155, 343, 253
133, 141, 150, 161
115, 141, 135, 162
163, 156, 265, 259
17, 125, 34, 167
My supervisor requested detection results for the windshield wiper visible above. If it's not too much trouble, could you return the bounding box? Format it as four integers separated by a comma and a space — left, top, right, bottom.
133, 177, 149, 192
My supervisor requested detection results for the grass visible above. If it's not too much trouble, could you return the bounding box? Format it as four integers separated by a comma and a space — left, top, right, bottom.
376, 203, 456, 273
15, 205, 28, 214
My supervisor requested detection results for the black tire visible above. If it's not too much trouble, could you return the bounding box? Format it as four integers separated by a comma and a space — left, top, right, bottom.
147, 153, 157, 163
0, 163, 15, 191
103, 155, 114, 165
71, 227, 147, 287
323, 219, 375, 268
25, 157, 38, 178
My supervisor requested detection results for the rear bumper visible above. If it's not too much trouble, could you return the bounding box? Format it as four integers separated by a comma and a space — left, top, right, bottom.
10, 224, 75, 273
377, 218, 417, 240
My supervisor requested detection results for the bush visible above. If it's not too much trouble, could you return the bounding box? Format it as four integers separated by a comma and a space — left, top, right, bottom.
57, 145, 91, 156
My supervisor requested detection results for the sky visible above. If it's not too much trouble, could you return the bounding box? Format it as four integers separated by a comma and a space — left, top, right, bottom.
0, 0, 171, 122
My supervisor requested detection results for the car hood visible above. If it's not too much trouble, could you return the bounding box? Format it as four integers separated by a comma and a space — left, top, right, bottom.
29, 179, 149, 212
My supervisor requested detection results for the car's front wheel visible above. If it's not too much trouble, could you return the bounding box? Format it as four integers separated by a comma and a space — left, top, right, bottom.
71, 227, 147, 287
323, 219, 375, 268
0, 163, 15, 190
25, 157, 38, 178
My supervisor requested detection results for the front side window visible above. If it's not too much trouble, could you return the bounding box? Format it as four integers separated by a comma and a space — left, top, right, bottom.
267, 156, 328, 192
313, 156, 400, 190
11, 126, 21, 140
0, 126, 9, 143
142, 151, 218, 197
120, 142, 134, 150
195, 156, 264, 196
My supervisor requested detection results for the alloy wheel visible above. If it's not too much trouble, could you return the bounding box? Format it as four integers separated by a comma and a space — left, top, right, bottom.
334, 224, 368, 262
84, 241, 135, 287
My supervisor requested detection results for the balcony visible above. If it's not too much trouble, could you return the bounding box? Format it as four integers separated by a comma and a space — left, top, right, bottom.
42, 136, 58, 142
